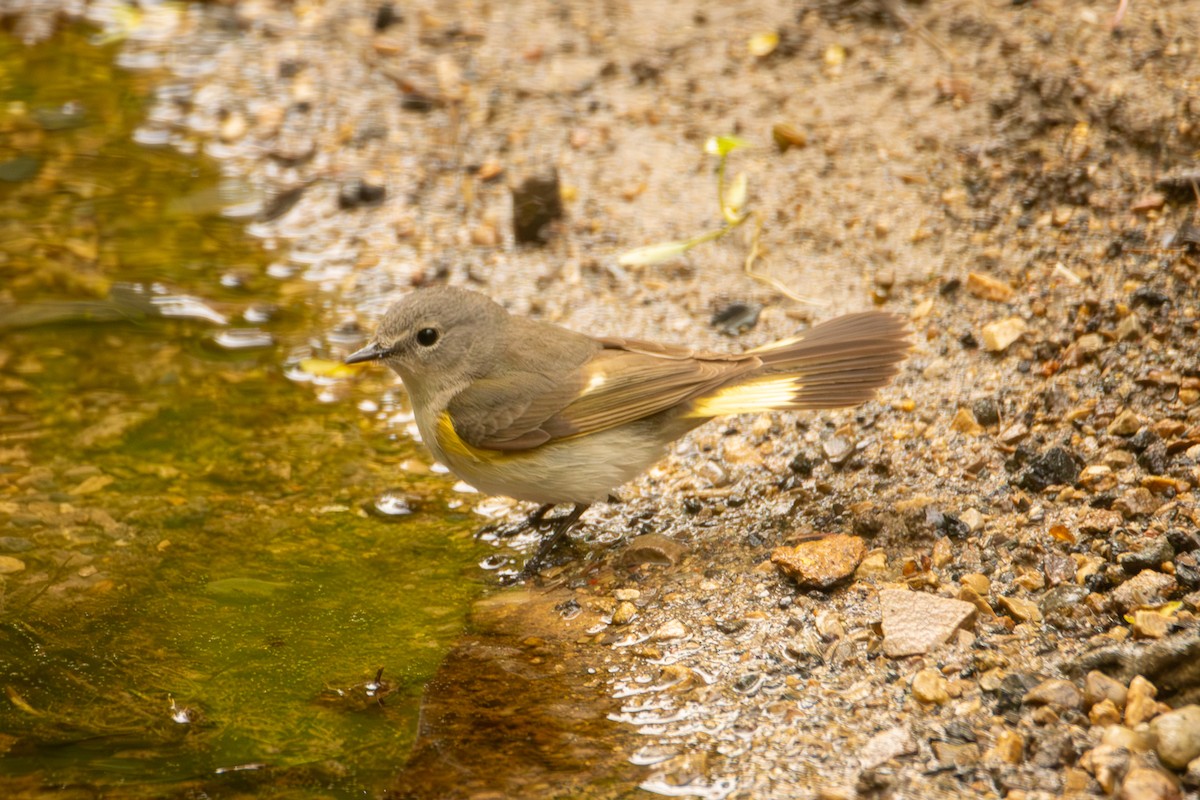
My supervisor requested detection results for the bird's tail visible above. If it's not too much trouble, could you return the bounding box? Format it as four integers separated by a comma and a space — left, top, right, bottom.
686, 311, 910, 417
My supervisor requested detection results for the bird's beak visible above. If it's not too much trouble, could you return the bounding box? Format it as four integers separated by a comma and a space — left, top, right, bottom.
345, 341, 388, 365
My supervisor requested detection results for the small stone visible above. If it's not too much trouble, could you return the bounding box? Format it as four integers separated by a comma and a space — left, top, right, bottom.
1116, 315, 1144, 341
1185, 756, 1200, 789
1080, 508, 1123, 534
1085, 670, 1128, 709
998, 594, 1043, 623
857, 725, 916, 770
1086, 743, 1131, 794
1112, 570, 1177, 612
1126, 675, 1161, 727
651, 619, 688, 641
1108, 409, 1145, 436
618, 533, 688, 567
771, 534, 866, 589
1017, 446, 1080, 492
911, 668, 950, 704
1150, 705, 1200, 769
1133, 610, 1171, 639
822, 435, 855, 466
0, 555, 26, 574
958, 583, 994, 616
1119, 767, 1182, 800
611, 601, 638, 626
961, 573, 990, 595
965, 272, 1014, 302
986, 729, 1024, 764
511, 169, 563, 244
981, 316, 1027, 352
1091, 698, 1123, 726
1023, 678, 1083, 710
1080, 464, 1117, 492
879, 589, 976, 657
613, 588, 641, 601
950, 407, 984, 436
1115, 487, 1161, 518
855, 551, 888, 579
960, 509, 986, 533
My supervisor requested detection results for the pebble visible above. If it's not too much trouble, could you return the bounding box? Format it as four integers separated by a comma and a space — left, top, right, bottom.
1108, 409, 1145, 436
770, 534, 866, 589
910, 668, 950, 704
1120, 767, 1182, 800
950, 407, 984, 436
511, 169, 563, 244
651, 619, 688, 641
1085, 670, 1129, 709
611, 601, 638, 626
965, 271, 1014, 302
1119, 537, 1175, 574
981, 316, 1027, 352
1080, 464, 1117, 492
1112, 570, 1177, 612
1115, 487, 1161, 518
1017, 446, 1080, 492
998, 594, 1042, 623
1126, 675, 1162, 727
1091, 698, 1123, 726
855, 550, 888, 579
857, 725, 916, 770
617, 534, 687, 567
986, 729, 1024, 764
1133, 609, 1170, 639
0, 555, 26, 574
879, 588, 976, 657
1149, 705, 1200, 770
1023, 678, 1083, 710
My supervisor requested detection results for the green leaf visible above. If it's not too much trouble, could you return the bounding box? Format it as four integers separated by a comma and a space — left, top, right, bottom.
704, 135, 750, 158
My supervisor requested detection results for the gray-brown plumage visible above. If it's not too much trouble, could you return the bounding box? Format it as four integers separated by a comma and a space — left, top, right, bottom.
346, 287, 910, 572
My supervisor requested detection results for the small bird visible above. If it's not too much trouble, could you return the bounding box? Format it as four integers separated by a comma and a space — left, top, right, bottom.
346, 287, 910, 572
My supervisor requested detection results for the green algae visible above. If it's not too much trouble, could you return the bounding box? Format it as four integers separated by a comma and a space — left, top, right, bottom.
0, 25, 485, 799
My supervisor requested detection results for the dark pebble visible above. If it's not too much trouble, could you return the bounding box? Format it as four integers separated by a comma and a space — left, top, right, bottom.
1166, 529, 1200, 554
1118, 536, 1175, 574
788, 451, 817, 477
971, 397, 1000, 427
1127, 428, 1160, 454
1041, 584, 1090, 622
511, 169, 563, 244
1016, 446, 1080, 492
1137, 441, 1170, 474
338, 177, 387, 209
710, 302, 762, 335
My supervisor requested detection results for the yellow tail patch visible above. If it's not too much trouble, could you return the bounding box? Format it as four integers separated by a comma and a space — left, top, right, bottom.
686, 375, 803, 418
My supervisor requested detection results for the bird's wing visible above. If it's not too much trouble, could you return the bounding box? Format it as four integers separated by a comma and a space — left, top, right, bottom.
447, 340, 753, 451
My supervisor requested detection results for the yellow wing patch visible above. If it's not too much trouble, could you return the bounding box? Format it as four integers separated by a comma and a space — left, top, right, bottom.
437, 411, 511, 463
685, 375, 803, 418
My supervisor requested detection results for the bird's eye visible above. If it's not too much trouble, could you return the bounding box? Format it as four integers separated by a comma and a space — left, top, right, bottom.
416, 328, 440, 347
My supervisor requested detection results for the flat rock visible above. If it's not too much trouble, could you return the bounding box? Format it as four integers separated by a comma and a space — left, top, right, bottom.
981, 316, 1027, 352
879, 588, 976, 658
771, 534, 866, 589
1112, 570, 1177, 612
857, 725, 916, 770
1023, 678, 1083, 710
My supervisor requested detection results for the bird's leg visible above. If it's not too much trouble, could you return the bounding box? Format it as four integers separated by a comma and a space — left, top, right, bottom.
478, 502, 558, 539
519, 502, 590, 578
527, 502, 558, 530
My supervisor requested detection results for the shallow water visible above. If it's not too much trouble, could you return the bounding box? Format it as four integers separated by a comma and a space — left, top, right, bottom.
0, 26, 485, 798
